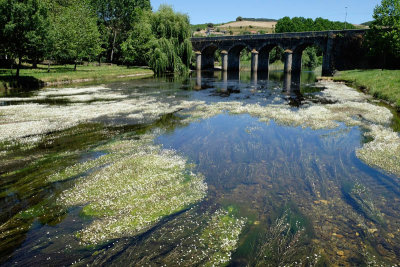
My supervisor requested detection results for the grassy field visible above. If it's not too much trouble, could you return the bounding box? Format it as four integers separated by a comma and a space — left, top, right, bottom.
0, 64, 153, 90
334, 69, 400, 110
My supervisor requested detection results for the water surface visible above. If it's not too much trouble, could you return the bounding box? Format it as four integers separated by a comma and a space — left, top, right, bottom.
1, 70, 400, 266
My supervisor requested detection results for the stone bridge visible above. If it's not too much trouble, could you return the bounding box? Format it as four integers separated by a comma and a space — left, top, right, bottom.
191, 29, 368, 76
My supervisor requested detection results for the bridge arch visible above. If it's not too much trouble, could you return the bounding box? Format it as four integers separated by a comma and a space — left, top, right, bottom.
291, 41, 327, 73
226, 42, 252, 71
257, 43, 284, 72
200, 44, 218, 70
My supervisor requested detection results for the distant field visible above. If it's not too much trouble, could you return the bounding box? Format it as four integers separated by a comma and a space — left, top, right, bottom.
192, 20, 276, 37
219, 21, 277, 28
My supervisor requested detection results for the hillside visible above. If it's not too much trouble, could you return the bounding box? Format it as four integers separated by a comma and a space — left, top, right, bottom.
192, 20, 277, 37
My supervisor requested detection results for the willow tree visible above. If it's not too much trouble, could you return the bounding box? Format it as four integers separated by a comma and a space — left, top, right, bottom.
148, 5, 192, 75
121, 5, 192, 75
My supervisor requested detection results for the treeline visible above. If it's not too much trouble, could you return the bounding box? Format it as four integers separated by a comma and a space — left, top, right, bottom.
275, 16, 356, 33
0, 0, 192, 77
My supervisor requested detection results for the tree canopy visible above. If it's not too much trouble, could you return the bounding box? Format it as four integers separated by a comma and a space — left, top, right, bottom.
275, 16, 356, 33
121, 5, 192, 75
0, 0, 49, 76
49, 2, 102, 70
367, 0, 400, 67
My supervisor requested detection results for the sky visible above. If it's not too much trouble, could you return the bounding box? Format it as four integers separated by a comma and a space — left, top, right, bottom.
150, 0, 381, 25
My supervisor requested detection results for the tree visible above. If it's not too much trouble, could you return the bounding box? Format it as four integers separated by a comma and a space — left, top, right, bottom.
149, 5, 192, 74
90, 0, 151, 62
50, 2, 101, 70
367, 0, 400, 67
121, 11, 153, 66
0, 0, 49, 77
236, 16, 243, 21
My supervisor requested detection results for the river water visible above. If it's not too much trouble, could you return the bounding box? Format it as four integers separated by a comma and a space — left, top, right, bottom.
0, 70, 400, 266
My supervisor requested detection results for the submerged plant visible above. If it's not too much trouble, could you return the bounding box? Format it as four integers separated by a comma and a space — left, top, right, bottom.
58, 136, 207, 244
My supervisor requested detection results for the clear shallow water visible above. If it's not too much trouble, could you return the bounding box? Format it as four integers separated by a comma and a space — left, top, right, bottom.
1, 71, 400, 266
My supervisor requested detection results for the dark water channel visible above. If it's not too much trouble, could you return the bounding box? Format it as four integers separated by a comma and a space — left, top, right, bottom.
1, 70, 400, 266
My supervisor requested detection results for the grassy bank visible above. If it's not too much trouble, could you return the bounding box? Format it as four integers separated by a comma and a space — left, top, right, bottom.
334, 69, 400, 110
0, 64, 154, 91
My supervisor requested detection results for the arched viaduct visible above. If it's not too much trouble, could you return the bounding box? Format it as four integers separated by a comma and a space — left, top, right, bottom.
191, 29, 368, 76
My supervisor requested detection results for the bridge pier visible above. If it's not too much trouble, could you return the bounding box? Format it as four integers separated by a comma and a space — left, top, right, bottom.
284, 50, 293, 73
221, 50, 228, 71
322, 33, 334, 76
292, 52, 302, 74
251, 50, 259, 73
195, 51, 201, 71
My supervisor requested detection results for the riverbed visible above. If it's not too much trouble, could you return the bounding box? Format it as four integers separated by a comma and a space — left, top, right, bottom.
1, 70, 400, 266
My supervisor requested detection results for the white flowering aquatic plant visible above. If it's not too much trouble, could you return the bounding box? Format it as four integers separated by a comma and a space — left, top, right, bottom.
179, 81, 400, 177
57, 136, 207, 244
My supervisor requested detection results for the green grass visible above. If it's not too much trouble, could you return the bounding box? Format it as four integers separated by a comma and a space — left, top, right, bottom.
0, 63, 153, 90
334, 69, 400, 110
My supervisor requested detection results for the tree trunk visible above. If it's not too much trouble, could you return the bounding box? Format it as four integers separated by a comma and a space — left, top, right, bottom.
74, 60, 77, 71
47, 60, 51, 73
16, 56, 22, 78
32, 57, 38, 69
110, 30, 117, 63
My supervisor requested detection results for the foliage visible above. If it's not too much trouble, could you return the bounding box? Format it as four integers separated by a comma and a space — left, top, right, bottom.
236, 16, 243, 21
90, 0, 151, 63
302, 47, 320, 69
366, 0, 400, 68
269, 47, 284, 64
0, 0, 49, 76
49, 2, 101, 70
275, 16, 356, 33
122, 5, 192, 75
121, 11, 153, 66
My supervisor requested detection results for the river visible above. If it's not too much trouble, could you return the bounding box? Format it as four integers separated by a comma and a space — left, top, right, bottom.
0, 70, 400, 266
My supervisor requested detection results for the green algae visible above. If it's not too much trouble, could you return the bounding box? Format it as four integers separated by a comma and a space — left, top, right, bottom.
198, 208, 246, 266
58, 136, 207, 244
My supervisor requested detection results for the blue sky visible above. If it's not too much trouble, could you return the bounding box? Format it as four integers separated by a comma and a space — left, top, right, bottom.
151, 0, 381, 25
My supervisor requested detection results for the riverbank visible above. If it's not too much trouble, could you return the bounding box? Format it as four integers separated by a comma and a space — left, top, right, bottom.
0, 64, 154, 93
333, 69, 400, 111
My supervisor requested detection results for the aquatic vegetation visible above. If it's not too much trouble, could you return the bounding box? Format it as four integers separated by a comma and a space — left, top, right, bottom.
179, 81, 400, 177
342, 181, 384, 224
58, 136, 207, 244
197, 208, 246, 266
357, 124, 400, 176
0, 85, 202, 144
252, 209, 318, 266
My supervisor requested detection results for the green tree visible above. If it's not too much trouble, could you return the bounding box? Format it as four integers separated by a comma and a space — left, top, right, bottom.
91, 0, 151, 62
236, 16, 243, 21
50, 2, 101, 70
121, 12, 153, 66
149, 5, 192, 74
0, 0, 49, 77
121, 5, 192, 75
367, 0, 400, 67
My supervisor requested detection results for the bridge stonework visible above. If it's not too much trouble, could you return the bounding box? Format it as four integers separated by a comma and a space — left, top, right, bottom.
190, 29, 368, 76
